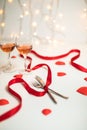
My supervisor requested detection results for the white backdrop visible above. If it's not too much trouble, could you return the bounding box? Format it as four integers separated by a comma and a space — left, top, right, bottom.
0, 0, 87, 44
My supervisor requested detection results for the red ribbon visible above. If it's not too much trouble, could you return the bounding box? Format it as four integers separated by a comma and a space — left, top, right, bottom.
31, 49, 87, 73
0, 64, 51, 122
0, 49, 87, 122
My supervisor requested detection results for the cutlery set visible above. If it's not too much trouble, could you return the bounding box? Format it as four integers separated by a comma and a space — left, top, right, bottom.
32, 75, 69, 104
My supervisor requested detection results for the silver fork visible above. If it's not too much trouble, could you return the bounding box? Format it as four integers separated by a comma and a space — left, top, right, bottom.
32, 80, 57, 104
35, 75, 69, 99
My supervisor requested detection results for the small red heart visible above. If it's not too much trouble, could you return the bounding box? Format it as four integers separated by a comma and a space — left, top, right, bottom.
55, 61, 65, 65
57, 72, 66, 76
11, 55, 16, 58
0, 99, 9, 105
14, 74, 23, 78
41, 108, 52, 116
77, 86, 87, 96
84, 77, 87, 81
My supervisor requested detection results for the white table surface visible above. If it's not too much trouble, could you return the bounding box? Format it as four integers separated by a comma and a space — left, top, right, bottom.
0, 43, 87, 130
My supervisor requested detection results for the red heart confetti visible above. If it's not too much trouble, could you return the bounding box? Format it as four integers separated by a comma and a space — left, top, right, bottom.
0, 99, 9, 106
14, 74, 23, 78
11, 56, 16, 58
77, 87, 87, 96
41, 108, 52, 116
57, 72, 66, 76
84, 77, 87, 81
55, 61, 65, 65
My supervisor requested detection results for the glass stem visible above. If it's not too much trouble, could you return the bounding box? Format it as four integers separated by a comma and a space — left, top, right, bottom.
24, 54, 27, 71
8, 52, 11, 66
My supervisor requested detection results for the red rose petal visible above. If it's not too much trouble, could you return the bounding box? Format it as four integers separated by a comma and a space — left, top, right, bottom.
57, 72, 66, 76
77, 87, 87, 96
84, 77, 87, 81
11, 56, 16, 58
42, 108, 52, 116
14, 74, 23, 78
0, 99, 9, 105
55, 61, 65, 65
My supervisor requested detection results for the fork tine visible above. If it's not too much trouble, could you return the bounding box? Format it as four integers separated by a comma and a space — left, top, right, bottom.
32, 80, 57, 104
35, 75, 69, 99
32, 82, 41, 88
35, 75, 45, 86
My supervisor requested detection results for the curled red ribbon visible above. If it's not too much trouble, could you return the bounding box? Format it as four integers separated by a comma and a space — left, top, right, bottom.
31, 49, 87, 73
1, 49, 87, 122
0, 64, 51, 122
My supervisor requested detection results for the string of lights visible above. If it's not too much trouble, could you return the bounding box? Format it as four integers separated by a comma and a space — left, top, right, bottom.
0, 0, 87, 44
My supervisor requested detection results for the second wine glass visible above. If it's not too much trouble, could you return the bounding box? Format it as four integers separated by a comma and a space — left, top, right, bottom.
16, 40, 32, 73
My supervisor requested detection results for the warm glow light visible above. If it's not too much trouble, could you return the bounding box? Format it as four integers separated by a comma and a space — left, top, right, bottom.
55, 24, 60, 29
0, 9, 3, 15
44, 15, 49, 21
20, 31, 24, 35
61, 26, 65, 31
81, 8, 87, 18
1, 22, 5, 27
22, 3, 27, 7
35, 9, 40, 15
58, 13, 63, 18
46, 4, 52, 10
24, 11, 29, 15
32, 22, 37, 27
46, 36, 50, 40
83, 8, 87, 12
20, 14, 24, 18
53, 39, 58, 44
33, 32, 37, 36
34, 40, 40, 45
53, 20, 56, 23
10, 33, 14, 38
8, 0, 13, 3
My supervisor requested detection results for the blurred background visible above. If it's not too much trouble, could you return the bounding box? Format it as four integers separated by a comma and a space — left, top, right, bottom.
0, 0, 87, 45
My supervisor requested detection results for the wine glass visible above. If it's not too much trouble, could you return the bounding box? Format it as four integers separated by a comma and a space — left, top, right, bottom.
16, 40, 32, 74
0, 40, 16, 73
